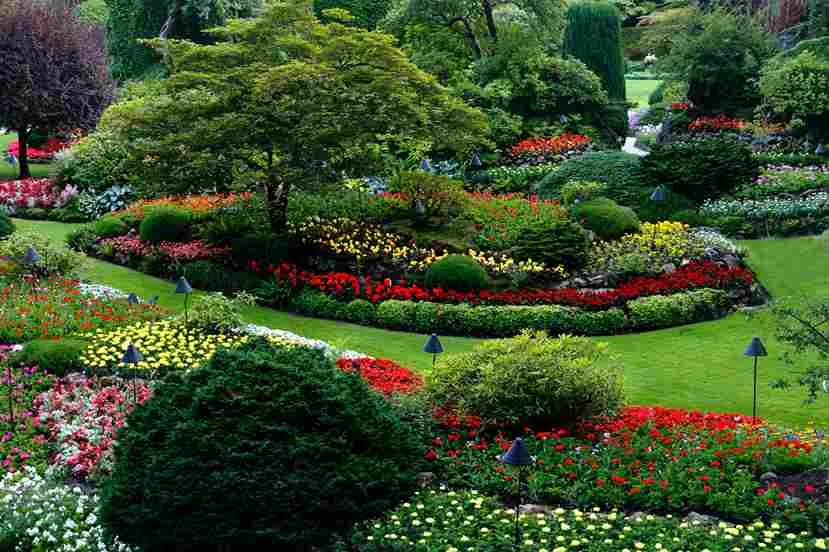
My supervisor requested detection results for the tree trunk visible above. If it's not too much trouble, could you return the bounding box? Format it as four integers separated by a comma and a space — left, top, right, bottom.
482, 0, 498, 43
460, 18, 483, 59
17, 128, 30, 179
160, 0, 184, 38
265, 174, 291, 232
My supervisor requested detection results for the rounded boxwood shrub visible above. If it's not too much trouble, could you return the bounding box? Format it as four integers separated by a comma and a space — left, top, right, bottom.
424, 255, 490, 292
100, 342, 424, 550
572, 198, 640, 241
0, 210, 15, 238
511, 218, 590, 271
537, 151, 645, 207
138, 206, 191, 244
426, 331, 624, 428
12, 337, 88, 377
92, 215, 128, 238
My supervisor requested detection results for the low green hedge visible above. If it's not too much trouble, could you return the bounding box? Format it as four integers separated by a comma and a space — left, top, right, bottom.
289, 288, 731, 337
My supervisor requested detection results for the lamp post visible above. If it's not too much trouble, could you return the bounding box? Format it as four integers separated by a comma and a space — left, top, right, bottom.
423, 334, 443, 369
498, 438, 536, 551
122, 343, 144, 404
127, 293, 139, 306
419, 159, 432, 172
175, 276, 193, 325
744, 337, 767, 420
648, 187, 667, 247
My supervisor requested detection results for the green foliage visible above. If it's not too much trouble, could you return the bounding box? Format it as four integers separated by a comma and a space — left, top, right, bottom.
100, 342, 423, 549
773, 299, 829, 402
55, 131, 134, 192
658, 7, 776, 115
424, 255, 490, 292
510, 218, 590, 271
563, 1, 626, 100
92, 215, 128, 238
388, 171, 467, 222
538, 151, 645, 207
138, 206, 191, 244
560, 180, 607, 206
65, 226, 100, 254
648, 81, 665, 105
253, 279, 295, 307
186, 291, 255, 334
760, 52, 829, 134
314, 0, 392, 27
229, 232, 292, 265
426, 331, 624, 427
12, 338, 88, 377
0, 211, 15, 238
634, 190, 696, 223
75, 0, 110, 24
627, 289, 730, 330
183, 260, 262, 293
0, 231, 85, 277
641, 136, 759, 203
572, 198, 640, 241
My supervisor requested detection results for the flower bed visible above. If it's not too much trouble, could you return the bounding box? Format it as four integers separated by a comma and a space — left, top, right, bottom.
118, 192, 252, 219
702, 192, 829, 238
337, 357, 423, 395
424, 405, 829, 531
689, 115, 747, 132
7, 137, 72, 161
98, 235, 230, 263
0, 178, 78, 212
506, 134, 592, 165
0, 363, 55, 473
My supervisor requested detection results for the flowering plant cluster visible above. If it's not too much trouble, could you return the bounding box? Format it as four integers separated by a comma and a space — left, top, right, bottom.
0, 467, 134, 551
738, 165, 829, 199
348, 490, 825, 551
0, 278, 165, 343
34, 375, 151, 481
0, 178, 78, 211
7, 137, 72, 161
426, 406, 828, 530
258, 260, 750, 309
1, 363, 55, 473
506, 134, 591, 166
97, 236, 230, 263
119, 192, 252, 219
688, 115, 748, 132
702, 192, 829, 221
671, 102, 690, 110
476, 163, 559, 194
466, 192, 567, 253
336, 357, 423, 395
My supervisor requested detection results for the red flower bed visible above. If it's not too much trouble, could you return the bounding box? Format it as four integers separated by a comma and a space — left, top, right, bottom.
99, 236, 230, 262
253, 260, 753, 310
689, 115, 747, 132
337, 357, 423, 395
7, 137, 71, 161
670, 102, 690, 111
506, 133, 591, 165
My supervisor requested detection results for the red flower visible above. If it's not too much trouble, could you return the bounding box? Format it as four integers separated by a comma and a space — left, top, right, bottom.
425, 449, 438, 461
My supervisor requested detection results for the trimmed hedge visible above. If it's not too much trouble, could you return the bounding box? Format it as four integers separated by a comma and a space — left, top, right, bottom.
289, 288, 731, 337
537, 151, 645, 208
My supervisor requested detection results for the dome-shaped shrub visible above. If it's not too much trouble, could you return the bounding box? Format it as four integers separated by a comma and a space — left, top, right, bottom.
138, 205, 191, 243
100, 342, 424, 550
511, 218, 589, 271
0, 210, 14, 238
572, 198, 640, 241
425, 254, 490, 292
537, 151, 644, 207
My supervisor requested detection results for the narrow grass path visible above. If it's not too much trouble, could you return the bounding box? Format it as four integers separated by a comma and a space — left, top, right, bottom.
15, 218, 829, 427
626, 79, 662, 109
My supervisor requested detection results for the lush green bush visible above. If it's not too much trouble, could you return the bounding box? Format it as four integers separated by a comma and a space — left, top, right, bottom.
628, 289, 730, 330
424, 255, 490, 292
313, 0, 391, 28
92, 215, 128, 238
572, 198, 640, 240
183, 261, 262, 293
0, 231, 85, 277
229, 232, 292, 266
138, 206, 191, 244
537, 151, 645, 207
187, 292, 255, 334
649, 81, 665, 105
760, 51, 829, 137
560, 180, 607, 205
65, 226, 100, 254
12, 338, 88, 377
0, 211, 14, 238
633, 188, 696, 223
563, 1, 626, 101
100, 342, 424, 550
510, 218, 590, 271
426, 331, 624, 427
641, 136, 759, 202
54, 130, 134, 192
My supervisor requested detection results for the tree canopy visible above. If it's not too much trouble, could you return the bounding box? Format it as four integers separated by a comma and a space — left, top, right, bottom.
0, 0, 114, 177
99, 0, 489, 230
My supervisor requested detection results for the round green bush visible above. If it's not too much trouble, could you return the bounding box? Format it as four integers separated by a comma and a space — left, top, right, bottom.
511, 218, 590, 271
0, 211, 15, 238
572, 198, 640, 241
426, 331, 625, 428
230, 232, 292, 265
100, 342, 423, 550
538, 151, 645, 207
13, 338, 88, 377
424, 255, 490, 292
138, 206, 191, 244
92, 215, 128, 238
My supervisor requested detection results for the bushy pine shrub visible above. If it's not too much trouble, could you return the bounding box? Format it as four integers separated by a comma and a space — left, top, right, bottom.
426, 331, 624, 428
641, 136, 758, 203
563, 1, 626, 101
138, 206, 191, 244
229, 232, 292, 266
424, 255, 490, 292
572, 198, 640, 241
183, 260, 262, 293
92, 215, 128, 238
100, 342, 423, 550
537, 151, 645, 207
0, 211, 14, 238
511, 218, 589, 271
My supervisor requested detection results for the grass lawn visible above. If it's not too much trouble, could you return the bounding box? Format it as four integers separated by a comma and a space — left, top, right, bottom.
14, 218, 829, 428
0, 132, 52, 181
626, 79, 662, 109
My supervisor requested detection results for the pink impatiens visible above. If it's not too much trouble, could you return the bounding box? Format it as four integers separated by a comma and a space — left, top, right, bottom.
0, 178, 78, 211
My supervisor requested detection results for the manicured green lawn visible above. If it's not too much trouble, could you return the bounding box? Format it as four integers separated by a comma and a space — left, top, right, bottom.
626, 79, 662, 109
13, 218, 829, 428
0, 132, 52, 181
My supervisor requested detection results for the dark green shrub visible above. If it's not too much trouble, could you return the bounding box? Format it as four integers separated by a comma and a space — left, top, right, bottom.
92, 215, 128, 238
344, 299, 377, 325
18, 208, 48, 220
201, 196, 269, 245
138, 206, 191, 244
563, 1, 626, 101
375, 300, 418, 331
634, 189, 696, 223
424, 255, 489, 292
183, 261, 262, 293
649, 82, 665, 105
641, 136, 759, 203
100, 343, 423, 550
13, 338, 88, 377
0, 211, 14, 238
572, 198, 640, 241
66, 226, 98, 253
511, 218, 590, 271
627, 289, 730, 330
290, 289, 347, 320
426, 331, 624, 428
230, 232, 292, 266
254, 280, 295, 307
537, 151, 645, 207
